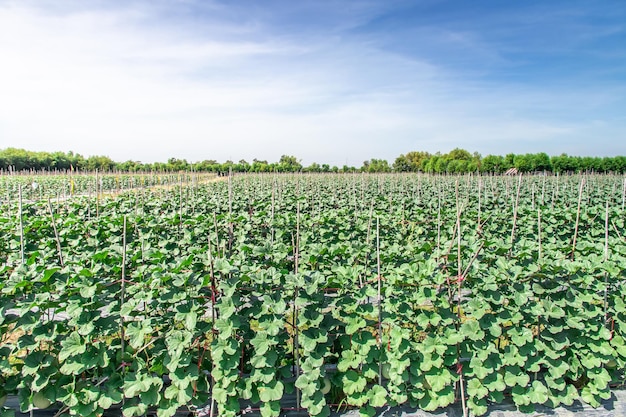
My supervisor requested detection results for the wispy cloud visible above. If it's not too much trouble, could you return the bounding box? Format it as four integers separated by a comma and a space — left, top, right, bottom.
1, 0, 625, 166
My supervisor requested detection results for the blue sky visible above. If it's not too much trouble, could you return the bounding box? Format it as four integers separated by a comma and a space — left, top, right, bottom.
0, 0, 625, 166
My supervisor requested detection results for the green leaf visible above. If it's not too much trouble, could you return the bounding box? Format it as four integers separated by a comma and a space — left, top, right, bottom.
468, 397, 488, 416
250, 333, 273, 356
509, 327, 533, 346
341, 370, 367, 395
124, 372, 163, 398
184, 311, 197, 331
260, 400, 281, 417
22, 352, 45, 376
251, 351, 278, 368
59, 332, 86, 361
122, 399, 148, 417
546, 358, 569, 378
140, 385, 161, 406
527, 380, 548, 404
260, 318, 283, 337
420, 336, 446, 355
126, 321, 152, 350
99, 385, 123, 409
425, 368, 454, 392
212, 387, 229, 404
258, 380, 284, 403
460, 320, 485, 341
504, 366, 530, 387
79, 284, 97, 299
467, 378, 488, 399
483, 372, 506, 392
588, 367, 611, 390
163, 384, 192, 405
156, 402, 179, 417
214, 318, 234, 338
368, 385, 388, 407
345, 316, 366, 335
580, 386, 602, 408
442, 328, 465, 345
418, 391, 439, 411
60, 360, 87, 375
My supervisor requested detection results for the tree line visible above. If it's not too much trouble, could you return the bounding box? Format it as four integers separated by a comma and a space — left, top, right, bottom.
2, 147, 626, 174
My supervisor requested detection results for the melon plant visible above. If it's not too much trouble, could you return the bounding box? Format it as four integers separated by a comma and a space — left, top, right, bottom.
0, 173, 625, 416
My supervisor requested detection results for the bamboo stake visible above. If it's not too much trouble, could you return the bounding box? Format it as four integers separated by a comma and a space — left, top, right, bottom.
509, 174, 522, 257
454, 181, 468, 417
622, 177, 625, 211
179, 176, 183, 229
477, 178, 482, 225
18, 184, 24, 266
295, 201, 300, 274
271, 178, 276, 245
366, 202, 374, 245
5, 186, 11, 223
95, 169, 100, 218
120, 215, 127, 394
571, 177, 585, 259
294, 200, 301, 412
228, 167, 233, 216
436, 188, 442, 260
541, 174, 546, 206
376, 216, 383, 386
554, 173, 560, 211
207, 235, 217, 417
47, 198, 64, 267
602, 201, 611, 328
537, 209, 542, 263
604, 200, 609, 262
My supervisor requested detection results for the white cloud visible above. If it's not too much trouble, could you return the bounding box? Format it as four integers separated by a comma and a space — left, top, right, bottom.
1, 1, 624, 167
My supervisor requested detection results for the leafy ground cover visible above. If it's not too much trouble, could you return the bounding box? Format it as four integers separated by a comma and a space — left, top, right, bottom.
1, 173, 625, 417
0, 172, 215, 202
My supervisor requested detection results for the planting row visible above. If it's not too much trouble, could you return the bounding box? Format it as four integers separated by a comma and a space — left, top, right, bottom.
1, 174, 625, 417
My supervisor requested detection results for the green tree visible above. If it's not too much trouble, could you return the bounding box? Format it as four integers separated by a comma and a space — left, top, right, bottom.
480, 155, 505, 173
278, 155, 302, 172
85, 155, 116, 171
504, 153, 515, 169
514, 154, 533, 172
305, 162, 321, 173
393, 151, 431, 172
117, 160, 143, 172
251, 159, 270, 172
531, 153, 551, 172
361, 159, 390, 173
446, 148, 473, 161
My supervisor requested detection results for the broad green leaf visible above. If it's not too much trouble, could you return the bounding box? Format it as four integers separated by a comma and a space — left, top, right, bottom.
59, 332, 86, 361
342, 370, 367, 395
258, 380, 284, 403
527, 380, 548, 404
460, 320, 485, 341
466, 378, 488, 399
368, 385, 388, 407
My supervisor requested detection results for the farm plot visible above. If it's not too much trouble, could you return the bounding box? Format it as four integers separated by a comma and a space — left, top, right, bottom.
1, 173, 625, 417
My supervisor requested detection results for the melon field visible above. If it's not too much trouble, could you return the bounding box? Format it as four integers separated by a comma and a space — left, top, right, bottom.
1, 172, 625, 417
